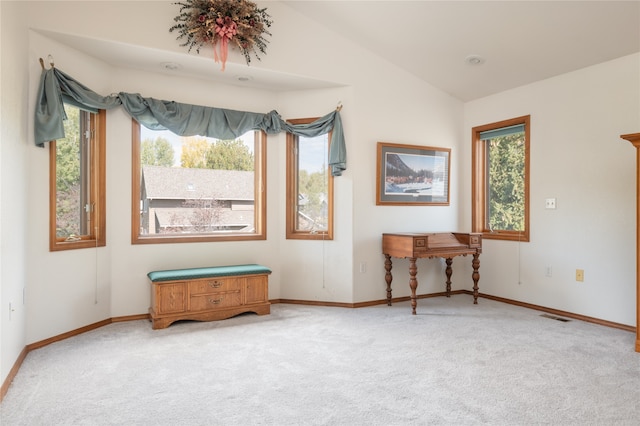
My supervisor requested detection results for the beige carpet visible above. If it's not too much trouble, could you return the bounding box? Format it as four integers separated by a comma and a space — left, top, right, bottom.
1, 295, 639, 425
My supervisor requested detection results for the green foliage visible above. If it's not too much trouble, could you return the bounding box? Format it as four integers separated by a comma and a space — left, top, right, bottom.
141, 137, 175, 167
487, 133, 525, 231
297, 167, 328, 230
181, 137, 254, 171
55, 106, 82, 237
56, 106, 81, 193
206, 139, 254, 171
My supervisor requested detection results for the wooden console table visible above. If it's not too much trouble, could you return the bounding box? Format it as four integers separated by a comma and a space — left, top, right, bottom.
382, 232, 482, 314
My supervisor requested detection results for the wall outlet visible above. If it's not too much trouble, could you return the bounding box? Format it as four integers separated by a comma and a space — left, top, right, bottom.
576, 269, 584, 282
359, 262, 367, 273
545, 266, 552, 277
545, 198, 557, 209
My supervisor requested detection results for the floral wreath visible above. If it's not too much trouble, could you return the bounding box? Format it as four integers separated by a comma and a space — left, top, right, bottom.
169, 0, 272, 71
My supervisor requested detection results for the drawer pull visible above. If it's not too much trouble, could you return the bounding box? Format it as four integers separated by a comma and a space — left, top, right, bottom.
208, 281, 222, 288
208, 297, 223, 305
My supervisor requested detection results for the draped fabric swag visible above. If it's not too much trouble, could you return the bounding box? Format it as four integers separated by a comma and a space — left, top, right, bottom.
35, 67, 347, 176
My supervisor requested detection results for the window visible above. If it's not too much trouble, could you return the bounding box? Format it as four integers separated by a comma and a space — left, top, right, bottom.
286, 118, 333, 240
50, 105, 106, 251
131, 120, 266, 243
472, 115, 530, 242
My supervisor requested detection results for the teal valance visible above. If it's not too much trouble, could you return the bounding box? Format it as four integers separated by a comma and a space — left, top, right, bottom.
479, 124, 525, 140
35, 67, 346, 176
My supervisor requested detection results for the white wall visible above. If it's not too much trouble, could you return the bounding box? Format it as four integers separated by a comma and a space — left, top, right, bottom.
463, 53, 640, 326
25, 32, 117, 344
2, 0, 638, 390
17, 0, 464, 346
23, 28, 287, 340
105, 68, 286, 319
349, 69, 465, 304
1, 0, 30, 390
276, 87, 355, 303
271, 2, 466, 304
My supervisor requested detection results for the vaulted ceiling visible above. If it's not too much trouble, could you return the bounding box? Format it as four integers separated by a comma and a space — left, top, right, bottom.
284, 1, 640, 101
38, 1, 640, 102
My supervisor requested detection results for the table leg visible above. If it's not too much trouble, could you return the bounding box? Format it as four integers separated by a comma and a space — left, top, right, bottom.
445, 257, 453, 297
384, 254, 393, 306
472, 253, 480, 304
409, 257, 418, 315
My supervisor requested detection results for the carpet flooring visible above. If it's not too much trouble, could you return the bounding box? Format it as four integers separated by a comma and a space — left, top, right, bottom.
1, 295, 639, 425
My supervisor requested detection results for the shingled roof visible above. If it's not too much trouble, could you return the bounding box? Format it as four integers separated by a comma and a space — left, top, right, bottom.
142, 166, 254, 201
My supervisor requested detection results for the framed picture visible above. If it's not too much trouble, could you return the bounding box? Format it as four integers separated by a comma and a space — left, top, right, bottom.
376, 142, 451, 206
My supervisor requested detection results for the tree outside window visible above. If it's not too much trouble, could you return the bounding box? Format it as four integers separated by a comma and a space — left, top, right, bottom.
286, 118, 333, 240
50, 104, 106, 251
472, 115, 530, 242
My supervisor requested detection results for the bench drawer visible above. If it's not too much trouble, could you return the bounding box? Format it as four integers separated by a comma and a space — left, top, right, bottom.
189, 278, 240, 294
190, 291, 241, 311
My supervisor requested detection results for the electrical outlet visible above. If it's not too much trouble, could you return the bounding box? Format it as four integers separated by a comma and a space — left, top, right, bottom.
576, 269, 584, 282
545, 266, 552, 277
545, 198, 557, 209
359, 262, 366, 273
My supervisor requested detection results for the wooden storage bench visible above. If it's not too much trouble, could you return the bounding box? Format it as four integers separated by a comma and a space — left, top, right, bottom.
148, 264, 271, 329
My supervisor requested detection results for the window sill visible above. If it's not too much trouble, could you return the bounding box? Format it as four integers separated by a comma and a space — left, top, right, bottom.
481, 231, 529, 243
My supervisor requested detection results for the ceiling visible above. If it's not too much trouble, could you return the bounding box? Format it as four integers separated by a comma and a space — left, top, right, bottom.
35, 29, 341, 93
284, 1, 640, 101
38, 1, 640, 102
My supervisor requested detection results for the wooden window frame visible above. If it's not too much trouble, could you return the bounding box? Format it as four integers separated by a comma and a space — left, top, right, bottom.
49, 109, 106, 251
471, 115, 530, 242
131, 120, 267, 244
286, 118, 334, 240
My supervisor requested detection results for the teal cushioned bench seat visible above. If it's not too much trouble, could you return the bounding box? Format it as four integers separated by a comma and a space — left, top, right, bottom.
147, 264, 272, 282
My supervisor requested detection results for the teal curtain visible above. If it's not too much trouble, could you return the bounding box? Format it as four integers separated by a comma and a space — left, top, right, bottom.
35, 68, 347, 176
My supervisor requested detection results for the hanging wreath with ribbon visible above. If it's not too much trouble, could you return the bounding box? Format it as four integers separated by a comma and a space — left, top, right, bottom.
170, 0, 272, 71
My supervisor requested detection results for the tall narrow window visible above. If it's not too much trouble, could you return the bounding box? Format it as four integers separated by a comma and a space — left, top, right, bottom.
131, 120, 266, 243
50, 105, 106, 251
286, 118, 333, 240
472, 115, 530, 242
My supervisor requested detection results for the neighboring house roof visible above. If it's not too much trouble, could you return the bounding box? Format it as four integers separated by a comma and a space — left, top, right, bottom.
142, 165, 254, 201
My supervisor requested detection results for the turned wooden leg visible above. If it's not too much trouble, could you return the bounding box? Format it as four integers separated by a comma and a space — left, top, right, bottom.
472, 253, 480, 304
445, 257, 453, 297
384, 254, 393, 306
409, 257, 418, 315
